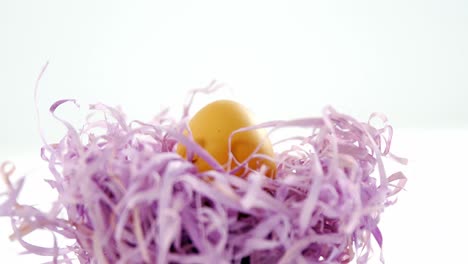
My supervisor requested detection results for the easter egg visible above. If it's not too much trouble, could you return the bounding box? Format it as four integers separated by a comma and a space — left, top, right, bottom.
176, 100, 276, 178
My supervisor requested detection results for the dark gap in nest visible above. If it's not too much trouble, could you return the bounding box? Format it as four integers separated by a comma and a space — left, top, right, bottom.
229, 213, 257, 235
123, 239, 137, 248
240, 256, 250, 264
237, 212, 250, 220
170, 229, 199, 254
313, 218, 339, 234
201, 196, 215, 208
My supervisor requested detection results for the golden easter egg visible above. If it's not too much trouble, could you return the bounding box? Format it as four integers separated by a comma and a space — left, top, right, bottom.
176, 100, 276, 178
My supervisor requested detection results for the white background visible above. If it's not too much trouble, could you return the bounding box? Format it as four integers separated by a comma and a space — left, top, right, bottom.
1, 1, 467, 263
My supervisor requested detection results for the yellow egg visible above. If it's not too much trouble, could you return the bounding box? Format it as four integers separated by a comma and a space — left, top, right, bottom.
176, 100, 276, 178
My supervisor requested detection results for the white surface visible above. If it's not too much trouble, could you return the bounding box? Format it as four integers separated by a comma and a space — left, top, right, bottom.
378, 129, 468, 264
1, 0, 467, 263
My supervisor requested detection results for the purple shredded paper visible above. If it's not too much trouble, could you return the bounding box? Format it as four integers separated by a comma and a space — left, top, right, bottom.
0, 86, 407, 264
